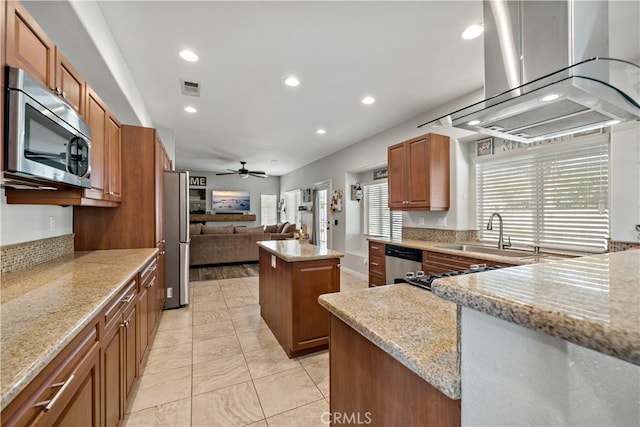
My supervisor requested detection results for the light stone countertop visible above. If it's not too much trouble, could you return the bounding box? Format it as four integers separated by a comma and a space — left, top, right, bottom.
258, 240, 344, 262
318, 284, 461, 400
0, 248, 158, 411
431, 250, 640, 366
368, 237, 575, 265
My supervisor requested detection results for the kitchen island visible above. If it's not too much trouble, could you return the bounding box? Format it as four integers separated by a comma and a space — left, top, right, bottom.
432, 250, 640, 426
318, 285, 461, 426
0, 248, 159, 425
257, 240, 343, 358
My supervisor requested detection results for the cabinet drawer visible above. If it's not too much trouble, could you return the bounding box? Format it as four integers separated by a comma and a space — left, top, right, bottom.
368, 254, 385, 275
369, 271, 386, 287
139, 257, 158, 289
368, 241, 385, 258
103, 279, 137, 331
423, 250, 515, 274
1, 321, 100, 427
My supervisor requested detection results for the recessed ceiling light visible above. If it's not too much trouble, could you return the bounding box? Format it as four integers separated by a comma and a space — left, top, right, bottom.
361, 96, 375, 105
462, 24, 483, 40
284, 76, 300, 87
541, 94, 560, 102
184, 106, 197, 113
468, 120, 481, 126
316, 129, 326, 135
606, 120, 621, 126
179, 50, 198, 62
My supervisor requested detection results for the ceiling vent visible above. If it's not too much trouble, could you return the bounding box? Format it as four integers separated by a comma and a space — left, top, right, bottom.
180, 79, 201, 97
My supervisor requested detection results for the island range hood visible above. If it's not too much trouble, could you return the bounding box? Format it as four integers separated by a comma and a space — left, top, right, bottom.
419, 0, 640, 143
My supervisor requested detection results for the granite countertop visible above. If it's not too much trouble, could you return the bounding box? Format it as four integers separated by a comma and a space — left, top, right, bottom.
432, 250, 640, 366
318, 285, 461, 399
258, 240, 344, 262
0, 248, 158, 411
368, 237, 575, 265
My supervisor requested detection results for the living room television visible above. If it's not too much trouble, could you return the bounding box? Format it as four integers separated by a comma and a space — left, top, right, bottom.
211, 190, 250, 213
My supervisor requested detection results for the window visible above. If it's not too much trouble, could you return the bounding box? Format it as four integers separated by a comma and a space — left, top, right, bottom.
364, 181, 402, 240
476, 137, 609, 253
260, 194, 277, 225
284, 189, 301, 226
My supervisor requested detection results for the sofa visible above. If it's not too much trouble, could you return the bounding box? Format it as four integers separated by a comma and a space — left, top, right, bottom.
189, 222, 297, 266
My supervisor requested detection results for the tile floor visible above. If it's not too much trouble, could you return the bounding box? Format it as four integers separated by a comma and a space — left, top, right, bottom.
124, 270, 368, 427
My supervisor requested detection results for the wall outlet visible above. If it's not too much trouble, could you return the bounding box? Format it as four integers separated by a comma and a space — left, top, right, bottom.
167, 288, 173, 298
437, 216, 447, 227
49, 216, 55, 231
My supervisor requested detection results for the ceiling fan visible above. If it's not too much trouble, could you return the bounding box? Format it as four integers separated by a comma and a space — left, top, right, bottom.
215, 161, 268, 179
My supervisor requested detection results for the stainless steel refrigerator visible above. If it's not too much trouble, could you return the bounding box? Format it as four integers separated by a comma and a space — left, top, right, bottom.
164, 170, 190, 309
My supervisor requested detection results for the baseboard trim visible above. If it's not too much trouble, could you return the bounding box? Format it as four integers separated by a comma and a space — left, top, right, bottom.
340, 266, 367, 281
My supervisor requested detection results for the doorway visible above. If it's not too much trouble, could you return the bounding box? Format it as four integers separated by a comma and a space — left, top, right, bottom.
312, 181, 331, 248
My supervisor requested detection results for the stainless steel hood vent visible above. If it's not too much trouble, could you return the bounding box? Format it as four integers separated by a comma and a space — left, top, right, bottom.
419, 1, 640, 143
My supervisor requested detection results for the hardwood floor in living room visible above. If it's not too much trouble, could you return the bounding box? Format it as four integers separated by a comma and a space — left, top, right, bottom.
124, 268, 367, 426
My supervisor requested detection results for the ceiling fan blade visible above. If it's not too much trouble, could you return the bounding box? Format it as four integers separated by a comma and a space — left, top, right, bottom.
249, 173, 268, 178
215, 172, 236, 175
248, 170, 266, 175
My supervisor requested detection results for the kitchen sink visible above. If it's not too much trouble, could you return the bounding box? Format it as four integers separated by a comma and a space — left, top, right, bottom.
436, 244, 539, 258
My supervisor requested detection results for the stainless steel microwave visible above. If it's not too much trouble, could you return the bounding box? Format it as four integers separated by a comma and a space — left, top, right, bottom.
4, 66, 92, 188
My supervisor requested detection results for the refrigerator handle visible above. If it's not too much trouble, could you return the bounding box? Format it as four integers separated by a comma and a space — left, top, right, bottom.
179, 171, 189, 242
179, 243, 189, 305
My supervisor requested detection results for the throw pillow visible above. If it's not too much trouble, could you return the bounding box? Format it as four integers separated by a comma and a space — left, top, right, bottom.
235, 225, 265, 234
282, 223, 297, 233
264, 224, 278, 233
189, 223, 202, 235
202, 225, 234, 234
276, 222, 287, 233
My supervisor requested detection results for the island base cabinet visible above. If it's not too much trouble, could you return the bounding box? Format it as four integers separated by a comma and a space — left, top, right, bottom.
259, 248, 340, 358
329, 314, 461, 427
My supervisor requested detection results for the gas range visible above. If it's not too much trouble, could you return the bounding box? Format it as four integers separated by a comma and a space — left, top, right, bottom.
394, 264, 503, 291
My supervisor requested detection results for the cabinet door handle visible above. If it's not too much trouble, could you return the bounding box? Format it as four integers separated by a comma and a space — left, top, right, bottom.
371, 246, 379, 250
371, 262, 379, 266
35, 374, 75, 411
120, 293, 135, 304
336, 264, 341, 268
121, 319, 131, 328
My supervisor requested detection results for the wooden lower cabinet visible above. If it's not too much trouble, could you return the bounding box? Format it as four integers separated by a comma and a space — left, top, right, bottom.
329, 314, 461, 426
259, 248, 340, 358
423, 250, 515, 274
102, 320, 124, 427
1, 257, 162, 427
0, 322, 101, 427
368, 241, 386, 287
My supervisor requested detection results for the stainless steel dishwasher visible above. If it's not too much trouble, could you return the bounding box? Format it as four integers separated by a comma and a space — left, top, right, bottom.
385, 244, 422, 284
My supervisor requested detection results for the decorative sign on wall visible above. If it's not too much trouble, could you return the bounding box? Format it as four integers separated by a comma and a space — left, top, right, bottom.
190, 176, 207, 186
373, 168, 388, 180
476, 138, 494, 157
330, 189, 343, 212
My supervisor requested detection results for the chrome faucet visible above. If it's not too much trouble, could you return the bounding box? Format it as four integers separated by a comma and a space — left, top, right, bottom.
486, 213, 511, 250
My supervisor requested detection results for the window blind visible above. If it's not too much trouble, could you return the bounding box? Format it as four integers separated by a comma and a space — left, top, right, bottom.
365, 181, 402, 240
260, 194, 277, 225
476, 138, 609, 253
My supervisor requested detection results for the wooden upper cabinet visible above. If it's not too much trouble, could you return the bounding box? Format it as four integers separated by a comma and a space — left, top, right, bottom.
5, 1, 55, 88
85, 87, 107, 199
106, 113, 122, 201
387, 133, 450, 211
55, 48, 86, 116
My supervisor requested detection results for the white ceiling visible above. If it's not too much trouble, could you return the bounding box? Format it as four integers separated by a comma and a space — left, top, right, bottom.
97, 1, 485, 176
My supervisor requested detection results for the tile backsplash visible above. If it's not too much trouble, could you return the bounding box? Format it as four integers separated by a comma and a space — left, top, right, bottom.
608, 240, 640, 252
403, 227, 478, 243
1, 234, 74, 274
